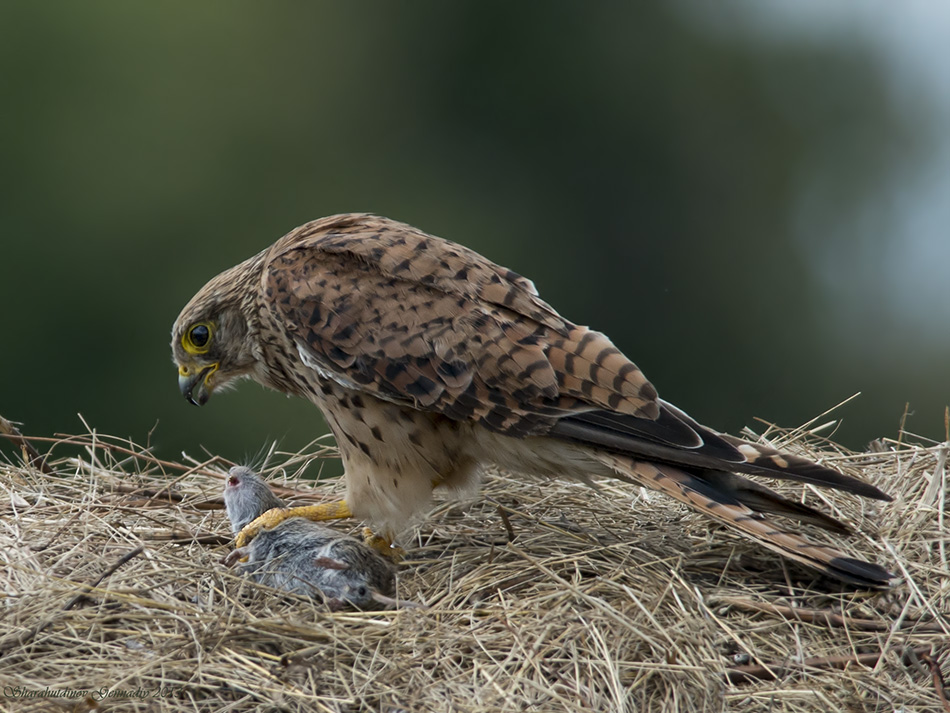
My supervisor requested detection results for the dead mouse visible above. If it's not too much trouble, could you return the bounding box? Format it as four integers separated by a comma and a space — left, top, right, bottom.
222, 466, 412, 610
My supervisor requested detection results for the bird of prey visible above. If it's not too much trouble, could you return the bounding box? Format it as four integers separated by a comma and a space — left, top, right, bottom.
172, 213, 892, 587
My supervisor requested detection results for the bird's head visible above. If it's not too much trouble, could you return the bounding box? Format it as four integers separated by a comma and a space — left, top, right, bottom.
171, 263, 262, 406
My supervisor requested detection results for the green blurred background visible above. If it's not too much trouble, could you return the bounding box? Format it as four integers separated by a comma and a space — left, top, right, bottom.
2, 2, 948, 468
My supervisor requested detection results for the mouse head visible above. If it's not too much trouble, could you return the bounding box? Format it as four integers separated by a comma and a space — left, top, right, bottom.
223, 466, 286, 533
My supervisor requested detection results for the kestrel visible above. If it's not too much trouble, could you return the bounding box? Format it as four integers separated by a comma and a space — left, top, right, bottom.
172, 213, 892, 586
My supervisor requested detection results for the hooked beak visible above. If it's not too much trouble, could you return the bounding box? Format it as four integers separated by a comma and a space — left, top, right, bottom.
178, 364, 218, 406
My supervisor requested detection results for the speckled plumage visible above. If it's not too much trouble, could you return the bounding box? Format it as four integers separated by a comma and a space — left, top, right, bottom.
173, 213, 892, 587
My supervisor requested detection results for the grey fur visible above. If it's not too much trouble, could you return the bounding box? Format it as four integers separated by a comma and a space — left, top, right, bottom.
222, 466, 397, 609
224, 466, 286, 533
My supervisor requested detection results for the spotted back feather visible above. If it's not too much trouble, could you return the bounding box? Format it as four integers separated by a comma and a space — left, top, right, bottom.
263, 214, 659, 437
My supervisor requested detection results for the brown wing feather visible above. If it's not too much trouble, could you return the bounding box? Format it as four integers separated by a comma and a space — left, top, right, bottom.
263, 214, 659, 436
263, 213, 888, 506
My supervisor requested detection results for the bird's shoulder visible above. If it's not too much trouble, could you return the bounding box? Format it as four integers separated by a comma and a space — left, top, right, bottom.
253, 213, 659, 432
261, 213, 569, 333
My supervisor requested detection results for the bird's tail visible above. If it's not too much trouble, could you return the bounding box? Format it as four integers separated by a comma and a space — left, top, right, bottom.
593, 452, 893, 588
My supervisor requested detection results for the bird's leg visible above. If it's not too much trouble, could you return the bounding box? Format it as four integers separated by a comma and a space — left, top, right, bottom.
349, 477, 445, 560
235, 501, 354, 548
361, 527, 405, 562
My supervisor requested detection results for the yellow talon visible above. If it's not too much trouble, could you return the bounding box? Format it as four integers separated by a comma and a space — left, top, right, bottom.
235, 500, 355, 547
235, 506, 285, 548
362, 527, 405, 562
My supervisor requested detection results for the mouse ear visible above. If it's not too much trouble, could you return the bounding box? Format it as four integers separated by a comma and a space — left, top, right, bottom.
313, 556, 349, 571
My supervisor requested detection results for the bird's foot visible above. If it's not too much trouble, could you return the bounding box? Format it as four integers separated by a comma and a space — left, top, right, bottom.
362, 527, 405, 562
235, 501, 354, 548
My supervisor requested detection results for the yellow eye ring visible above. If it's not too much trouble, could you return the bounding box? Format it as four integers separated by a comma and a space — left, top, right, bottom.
183, 322, 214, 354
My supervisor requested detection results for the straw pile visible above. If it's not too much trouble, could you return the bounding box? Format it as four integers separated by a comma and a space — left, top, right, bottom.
0, 412, 948, 712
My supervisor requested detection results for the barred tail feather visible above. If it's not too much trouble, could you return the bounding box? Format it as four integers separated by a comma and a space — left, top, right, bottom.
594, 453, 893, 588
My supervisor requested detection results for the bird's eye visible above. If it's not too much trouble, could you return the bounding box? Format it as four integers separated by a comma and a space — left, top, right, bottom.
183, 322, 213, 354
190, 325, 209, 347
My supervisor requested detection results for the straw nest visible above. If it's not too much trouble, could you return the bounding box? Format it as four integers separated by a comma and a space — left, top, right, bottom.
1, 411, 948, 713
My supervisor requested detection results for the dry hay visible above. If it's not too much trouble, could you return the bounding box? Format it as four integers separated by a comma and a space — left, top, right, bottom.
0, 411, 948, 713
